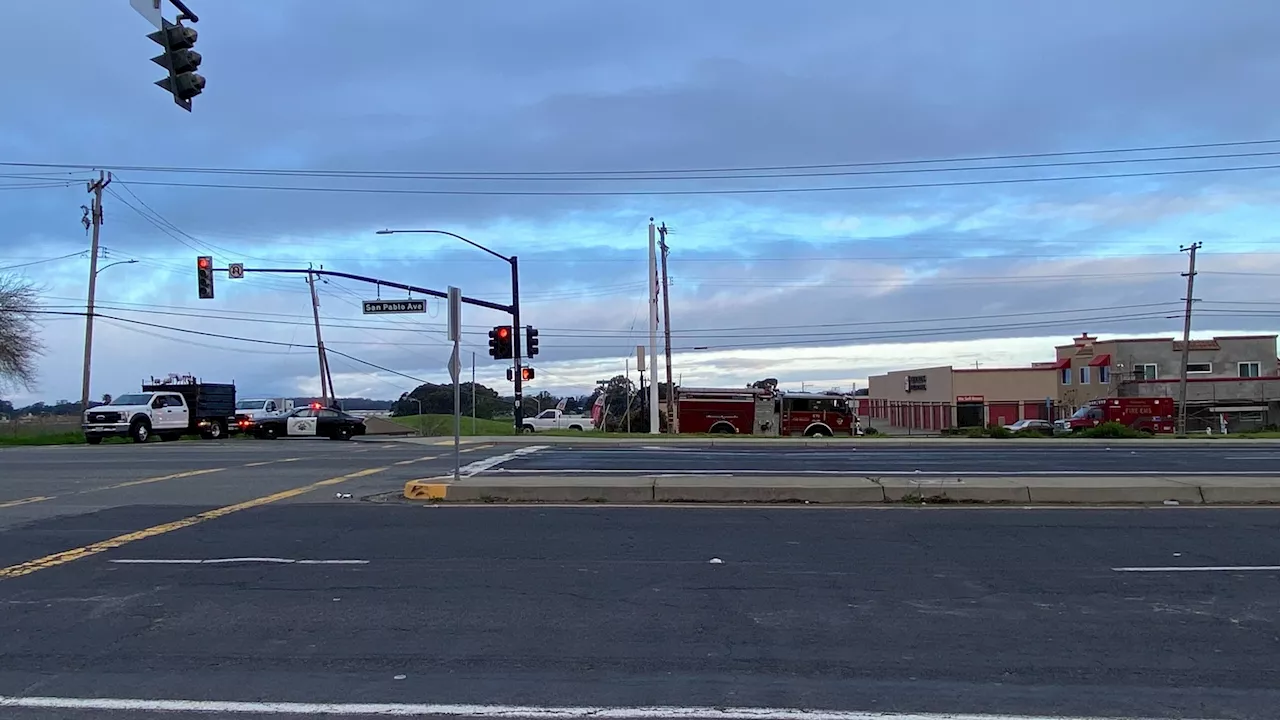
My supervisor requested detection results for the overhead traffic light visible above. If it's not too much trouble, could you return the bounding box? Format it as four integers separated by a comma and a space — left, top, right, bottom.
488, 325, 513, 360
526, 325, 539, 357
148, 19, 205, 111
196, 255, 214, 299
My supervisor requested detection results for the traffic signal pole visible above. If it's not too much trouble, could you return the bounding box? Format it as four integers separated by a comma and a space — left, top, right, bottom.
510, 256, 525, 434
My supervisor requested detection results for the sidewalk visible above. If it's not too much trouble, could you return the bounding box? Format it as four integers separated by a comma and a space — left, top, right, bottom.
402, 474, 1280, 505
368, 434, 1280, 448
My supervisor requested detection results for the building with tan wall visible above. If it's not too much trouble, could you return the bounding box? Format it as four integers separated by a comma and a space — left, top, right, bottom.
1054, 332, 1279, 404
866, 364, 1059, 430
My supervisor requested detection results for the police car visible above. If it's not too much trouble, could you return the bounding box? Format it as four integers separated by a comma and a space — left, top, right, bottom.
240, 403, 367, 441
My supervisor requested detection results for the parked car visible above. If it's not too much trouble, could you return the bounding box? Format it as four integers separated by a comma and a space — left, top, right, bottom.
1004, 419, 1055, 434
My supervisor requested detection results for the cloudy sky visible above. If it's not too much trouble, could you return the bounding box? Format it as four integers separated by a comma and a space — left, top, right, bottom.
2, 0, 1279, 406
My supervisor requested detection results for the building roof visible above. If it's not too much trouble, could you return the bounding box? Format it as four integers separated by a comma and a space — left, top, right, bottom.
1055, 332, 1278, 350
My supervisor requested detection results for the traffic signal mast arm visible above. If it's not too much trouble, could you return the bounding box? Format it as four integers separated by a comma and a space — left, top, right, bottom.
219, 266, 513, 314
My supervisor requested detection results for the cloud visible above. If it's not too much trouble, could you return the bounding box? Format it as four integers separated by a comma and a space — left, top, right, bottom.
3, 1, 1280, 404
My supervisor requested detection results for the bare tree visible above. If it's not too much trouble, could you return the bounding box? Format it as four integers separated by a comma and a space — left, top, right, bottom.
0, 274, 43, 392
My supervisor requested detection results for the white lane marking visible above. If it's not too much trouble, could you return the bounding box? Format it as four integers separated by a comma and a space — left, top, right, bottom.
484, 468, 1279, 476
456, 445, 548, 477
1113, 565, 1280, 573
0, 697, 1189, 719
108, 558, 368, 565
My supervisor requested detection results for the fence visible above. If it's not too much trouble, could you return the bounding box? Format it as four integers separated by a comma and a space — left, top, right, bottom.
859, 399, 1072, 433
1, 415, 82, 438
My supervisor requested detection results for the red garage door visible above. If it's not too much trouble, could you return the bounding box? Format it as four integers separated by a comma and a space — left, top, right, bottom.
989, 402, 1020, 426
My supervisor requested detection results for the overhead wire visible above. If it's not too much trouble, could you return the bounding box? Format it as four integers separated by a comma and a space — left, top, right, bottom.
6, 136, 1280, 177
104, 162, 1280, 197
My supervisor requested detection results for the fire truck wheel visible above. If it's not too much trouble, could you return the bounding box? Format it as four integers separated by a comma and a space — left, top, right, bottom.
805, 425, 832, 437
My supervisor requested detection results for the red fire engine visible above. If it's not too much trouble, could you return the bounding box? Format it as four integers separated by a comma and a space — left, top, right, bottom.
1055, 397, 1176, 434
674, 386, 858, 436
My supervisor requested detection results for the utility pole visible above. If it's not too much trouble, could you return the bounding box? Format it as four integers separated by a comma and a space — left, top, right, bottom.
471, 351, 477, 435
1176, 242, 1202, 436
306, 268, 331, 406
647, 220, 660, 434
657, 222, 674, 433
79, 171, 112, 413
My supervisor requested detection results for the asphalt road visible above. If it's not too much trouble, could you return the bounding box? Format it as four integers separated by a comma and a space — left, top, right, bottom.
1, 503, 1279, 719
4, 440, 1280, 719
0, 438, 475, 534
484, 444, 1280, 476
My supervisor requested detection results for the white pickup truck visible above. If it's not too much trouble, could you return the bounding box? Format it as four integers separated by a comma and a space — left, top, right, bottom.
230, 397, 294, 433
522, 408, 593, 433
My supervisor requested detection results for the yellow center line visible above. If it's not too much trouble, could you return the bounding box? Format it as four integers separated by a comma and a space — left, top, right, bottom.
0, 466, 389, 581
393, 455, 440, 466
0, 496, 53, 509
89, 468, 225, 492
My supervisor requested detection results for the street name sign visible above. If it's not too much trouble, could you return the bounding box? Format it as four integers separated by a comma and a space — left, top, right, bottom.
363, 299, 427, 315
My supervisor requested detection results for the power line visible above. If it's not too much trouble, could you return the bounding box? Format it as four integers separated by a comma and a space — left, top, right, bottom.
38, 297, 1279, 339
29, 309, 429, 384
0, 250, 87, 272
6, 137, 1280, 177
11, 149, 1280, 184
109, 162, 1280, 197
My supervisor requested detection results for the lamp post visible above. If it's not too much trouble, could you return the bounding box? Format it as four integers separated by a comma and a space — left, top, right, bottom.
376, 229, 525, 433
80, 258, 138, 412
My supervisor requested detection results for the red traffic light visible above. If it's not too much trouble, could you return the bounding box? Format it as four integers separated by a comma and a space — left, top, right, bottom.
197, 256, 211, 269
497, 327, 510, 339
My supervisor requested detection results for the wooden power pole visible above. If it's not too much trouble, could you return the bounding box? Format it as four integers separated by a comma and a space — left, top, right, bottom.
657, 223, 674, 432
1176, 242, 1202, 435
306, 268, 332, 406
79, 170, 112, 413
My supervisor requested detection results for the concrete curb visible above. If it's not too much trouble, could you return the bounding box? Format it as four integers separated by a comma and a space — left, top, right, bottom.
402, 476, 1280, 505
372, 435, 1280, 448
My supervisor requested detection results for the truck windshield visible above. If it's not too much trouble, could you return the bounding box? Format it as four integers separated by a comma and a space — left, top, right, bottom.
108, 394, 153, 406
235, 400, 266, 410
1070, 406, 1095, 419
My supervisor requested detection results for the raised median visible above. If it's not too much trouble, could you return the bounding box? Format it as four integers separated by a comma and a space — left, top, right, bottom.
403, 474, 1280, 505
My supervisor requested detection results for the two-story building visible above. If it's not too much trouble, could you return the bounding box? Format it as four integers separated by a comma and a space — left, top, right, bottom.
1054, 332, 1280, 431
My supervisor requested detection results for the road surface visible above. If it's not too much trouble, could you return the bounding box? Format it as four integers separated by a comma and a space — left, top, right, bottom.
2, 440, 1279, 718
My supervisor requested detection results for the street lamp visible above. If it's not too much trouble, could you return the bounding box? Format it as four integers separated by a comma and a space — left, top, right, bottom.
377, 228, 526, 433
95, 259, 138, 276
81, 258, 139, 412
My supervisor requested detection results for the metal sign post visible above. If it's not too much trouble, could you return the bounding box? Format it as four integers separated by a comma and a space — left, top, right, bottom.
448, 287, 462, 482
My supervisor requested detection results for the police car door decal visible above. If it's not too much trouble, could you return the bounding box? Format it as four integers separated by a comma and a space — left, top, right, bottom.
287, 415, 318, 436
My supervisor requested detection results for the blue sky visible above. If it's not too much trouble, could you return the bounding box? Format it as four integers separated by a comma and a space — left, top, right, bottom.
2, 0, 1279, 406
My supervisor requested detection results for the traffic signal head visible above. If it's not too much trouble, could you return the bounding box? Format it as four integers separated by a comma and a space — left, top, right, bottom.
196, 255, 214, 299
488, 325, 513, 359
526, 326, 540, 357
148, 20, 205, 111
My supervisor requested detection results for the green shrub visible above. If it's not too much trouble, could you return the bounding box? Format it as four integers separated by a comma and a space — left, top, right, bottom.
1013, 428, 1051, 438
983, 424, 1013, 438
1079, 421, 1145, 439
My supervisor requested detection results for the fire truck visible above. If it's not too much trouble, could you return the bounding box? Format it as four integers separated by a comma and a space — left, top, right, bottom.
1054, 397, 1176, 434
674, 386, 858, 436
